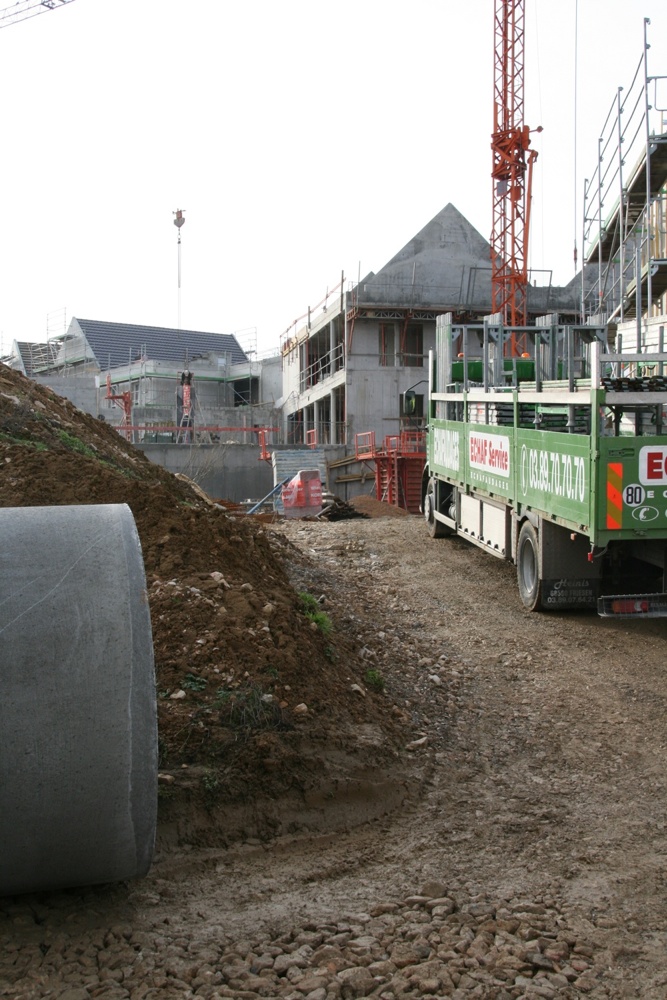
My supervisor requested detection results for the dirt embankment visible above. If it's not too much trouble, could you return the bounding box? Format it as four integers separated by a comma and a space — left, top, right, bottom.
0, 366, 412, 818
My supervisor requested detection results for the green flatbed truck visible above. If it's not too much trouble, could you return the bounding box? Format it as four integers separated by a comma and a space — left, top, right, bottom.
420, 313, 667, 617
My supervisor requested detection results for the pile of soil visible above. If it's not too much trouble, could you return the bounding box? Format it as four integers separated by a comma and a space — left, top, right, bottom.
0, 367, 407, 821
350, 494, 411, 518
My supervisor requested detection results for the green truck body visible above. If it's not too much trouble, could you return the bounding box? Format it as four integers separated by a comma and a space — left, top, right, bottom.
422, 315, 667, 616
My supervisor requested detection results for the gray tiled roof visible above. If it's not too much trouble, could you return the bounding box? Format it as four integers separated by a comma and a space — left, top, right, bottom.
73, 319, 248, 370
15, 341, 61, 377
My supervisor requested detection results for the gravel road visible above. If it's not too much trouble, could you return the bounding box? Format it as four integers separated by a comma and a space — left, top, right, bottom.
3, 514, 667, 999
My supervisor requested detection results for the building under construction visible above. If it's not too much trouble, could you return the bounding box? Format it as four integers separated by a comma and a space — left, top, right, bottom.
278, 18, 667, 512
278, 202, 586, 509
2, 18, 666, 514
5, 318, 282, 448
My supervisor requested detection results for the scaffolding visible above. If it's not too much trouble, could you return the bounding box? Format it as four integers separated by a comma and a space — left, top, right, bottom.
354, 431, 426, 514
582, 19, 667, 326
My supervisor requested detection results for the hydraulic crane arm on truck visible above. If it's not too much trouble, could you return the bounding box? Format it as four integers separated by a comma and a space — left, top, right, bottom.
420, 313, 667, 618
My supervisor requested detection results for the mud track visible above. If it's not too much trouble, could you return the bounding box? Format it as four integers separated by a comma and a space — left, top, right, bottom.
3, 515, 667, 998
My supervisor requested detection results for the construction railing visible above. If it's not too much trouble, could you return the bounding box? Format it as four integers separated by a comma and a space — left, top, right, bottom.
299, 342, 345, 392
109, 424, 281, 445
355, 432, 376, 460
397, 430, 426, 453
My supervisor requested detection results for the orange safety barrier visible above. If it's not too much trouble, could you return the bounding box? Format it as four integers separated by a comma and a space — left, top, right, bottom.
355, 431, 376, 460
400, 430, 426, 453
282, 470, 323, 519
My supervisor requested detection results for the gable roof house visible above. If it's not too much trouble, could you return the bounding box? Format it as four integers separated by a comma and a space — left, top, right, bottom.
6, 318, 282, 441
280, 203, 584, 500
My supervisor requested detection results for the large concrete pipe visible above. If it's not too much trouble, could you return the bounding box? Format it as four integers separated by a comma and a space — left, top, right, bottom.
0, 504, 157, 896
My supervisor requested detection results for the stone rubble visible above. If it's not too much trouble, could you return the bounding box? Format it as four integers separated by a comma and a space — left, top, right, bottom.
1, 883, 607, 999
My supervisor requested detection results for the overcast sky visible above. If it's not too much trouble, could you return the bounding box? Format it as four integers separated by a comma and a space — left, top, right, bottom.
1, 0, 666, 357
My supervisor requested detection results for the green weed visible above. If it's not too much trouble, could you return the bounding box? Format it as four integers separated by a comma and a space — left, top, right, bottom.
201, 771, 220, 809
364, 669, 386, 693
57, 429, 96, 459
299, 591, 332, 636
182, 672, 207, 692
215, 685, 287, 731
0, 433, 48, 451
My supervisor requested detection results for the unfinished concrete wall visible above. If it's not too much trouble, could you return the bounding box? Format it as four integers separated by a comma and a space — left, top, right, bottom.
281, 338, 303, 402
258, 355, 282, 404
34, 375, 101, 417
344, 321, 434, 444
137, 443, 346, 503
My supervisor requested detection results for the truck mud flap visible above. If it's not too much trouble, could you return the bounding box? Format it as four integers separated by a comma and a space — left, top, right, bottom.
541, 579, 598, 610
597, 594, 667, 618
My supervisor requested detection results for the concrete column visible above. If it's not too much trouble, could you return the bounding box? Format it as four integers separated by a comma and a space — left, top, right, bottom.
313, 398, 320, 443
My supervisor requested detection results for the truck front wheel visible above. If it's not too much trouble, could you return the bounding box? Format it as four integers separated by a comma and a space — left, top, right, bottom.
517, 521, 543, 611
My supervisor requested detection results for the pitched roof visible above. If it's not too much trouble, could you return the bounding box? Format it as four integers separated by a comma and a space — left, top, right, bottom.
72, 318, 248, 370
357, 203, 582, 317
357, 204, 493, 311
14, 341, 61, 377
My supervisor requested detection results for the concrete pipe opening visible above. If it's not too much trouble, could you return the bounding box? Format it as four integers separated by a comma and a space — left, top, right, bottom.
0, 504, 157, 896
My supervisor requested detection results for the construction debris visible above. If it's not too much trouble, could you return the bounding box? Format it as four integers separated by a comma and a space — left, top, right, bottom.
319, 491, 369, 521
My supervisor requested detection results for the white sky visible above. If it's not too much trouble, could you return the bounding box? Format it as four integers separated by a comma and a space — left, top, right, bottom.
1, 0, 666, 356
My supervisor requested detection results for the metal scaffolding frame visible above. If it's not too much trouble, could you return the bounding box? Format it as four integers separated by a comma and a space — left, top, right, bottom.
582, 19, 667, 328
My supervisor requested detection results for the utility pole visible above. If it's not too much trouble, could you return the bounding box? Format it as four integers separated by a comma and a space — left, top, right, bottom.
173, 208, 185, 330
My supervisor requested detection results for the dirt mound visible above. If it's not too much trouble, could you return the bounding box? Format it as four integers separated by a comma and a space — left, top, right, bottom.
0, 367, 407, 828
350, 494, 412, 518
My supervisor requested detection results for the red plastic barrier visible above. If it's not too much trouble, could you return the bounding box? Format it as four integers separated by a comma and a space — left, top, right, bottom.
282, 470, 323, 518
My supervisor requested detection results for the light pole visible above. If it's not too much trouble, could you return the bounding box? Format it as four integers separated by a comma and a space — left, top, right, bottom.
173, 209, 185, 329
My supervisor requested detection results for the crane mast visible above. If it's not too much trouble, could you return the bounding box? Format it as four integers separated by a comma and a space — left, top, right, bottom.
490, 0, 539, 333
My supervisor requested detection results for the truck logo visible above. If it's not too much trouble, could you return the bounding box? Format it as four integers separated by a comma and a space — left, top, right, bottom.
631, 505, 659, 522
468, 432, 510, 478
433, 427, 460, 471
639, 446, 667, 484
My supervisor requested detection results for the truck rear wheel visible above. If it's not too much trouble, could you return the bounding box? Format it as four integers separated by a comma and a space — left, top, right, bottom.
424, 477, 450, 538
517, 520, 543, 611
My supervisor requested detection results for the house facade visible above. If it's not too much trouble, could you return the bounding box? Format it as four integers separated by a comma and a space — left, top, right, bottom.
5, 318, 282, 444
279, 203, 583, 458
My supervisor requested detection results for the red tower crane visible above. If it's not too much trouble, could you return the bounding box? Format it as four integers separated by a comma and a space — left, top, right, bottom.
490, 0, 541, 334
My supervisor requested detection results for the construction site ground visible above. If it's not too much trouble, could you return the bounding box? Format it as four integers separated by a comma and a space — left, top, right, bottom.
2, 366, 667, 998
